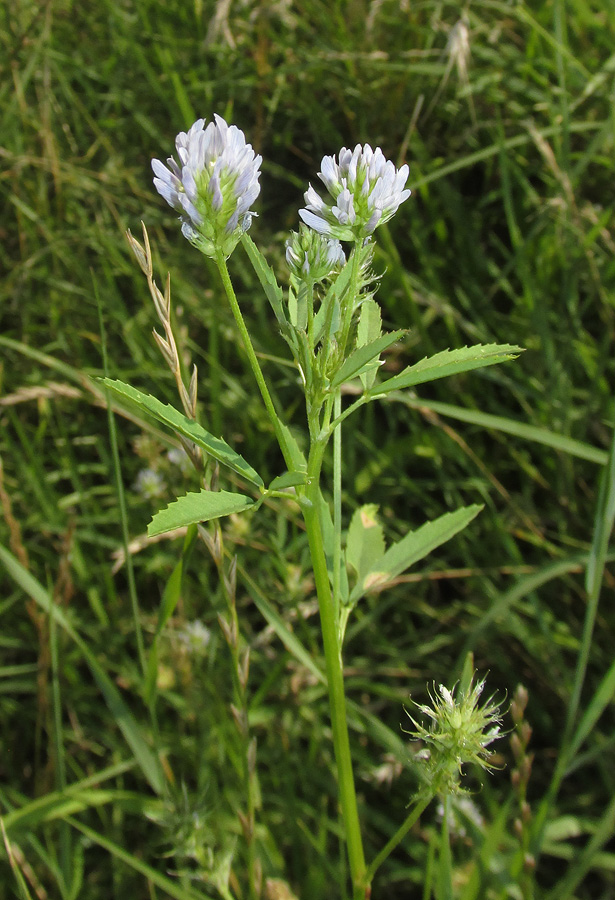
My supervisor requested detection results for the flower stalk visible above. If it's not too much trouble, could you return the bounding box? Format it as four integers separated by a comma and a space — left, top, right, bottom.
302, 439, 368, 898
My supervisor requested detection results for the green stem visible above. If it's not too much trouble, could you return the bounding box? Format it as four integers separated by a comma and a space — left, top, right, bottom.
366, 794, 432, 882
215, 251, 295, 471
439, 796, 453, 900
328, 393, 370, 437
302, 439, 367, 898
306, 278, 315, 358
332, 390, 342, 622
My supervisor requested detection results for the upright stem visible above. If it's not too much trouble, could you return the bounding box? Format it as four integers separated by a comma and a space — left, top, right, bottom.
215, 251, 295, 471
332, 390, 342, 621
302, 438, 367, 898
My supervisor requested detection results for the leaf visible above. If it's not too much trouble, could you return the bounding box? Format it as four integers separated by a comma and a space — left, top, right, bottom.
149, 490, 255, 537
346, 504, 386, 583
240, 232, 290, 335
357, 299, 382, 390
268, 471, 307, 491
288, 282, 309, 332
331, 329, 406, 389
0, 544, 164, 794
102, 379, 263, 488
349, 505, 483, 604
277, 421, 307, 473
313, 263, 350, 345
371, 344, 523, 395
394, 396, 609, 465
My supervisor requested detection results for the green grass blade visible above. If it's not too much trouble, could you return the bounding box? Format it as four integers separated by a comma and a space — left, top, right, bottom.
544, 794, 615, 900
396, 396, 609, 465
0, 545, 164, 794
237, 561, 325, 685
563, 419, 615, 747
0, 817, 35, 900
3, 789, 159, 835
66, 817, 214, 900
567, 656, 615, 766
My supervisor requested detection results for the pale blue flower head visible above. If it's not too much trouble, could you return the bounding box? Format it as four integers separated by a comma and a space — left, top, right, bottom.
285, 225, 346, 282
152, 115, 262, 258
299, 144, 411, 241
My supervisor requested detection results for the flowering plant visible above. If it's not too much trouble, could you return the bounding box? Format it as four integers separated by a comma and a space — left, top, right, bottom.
105, 115, 521, 900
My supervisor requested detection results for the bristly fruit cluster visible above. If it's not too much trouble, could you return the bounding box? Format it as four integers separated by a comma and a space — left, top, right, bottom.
406, 675, 504, 796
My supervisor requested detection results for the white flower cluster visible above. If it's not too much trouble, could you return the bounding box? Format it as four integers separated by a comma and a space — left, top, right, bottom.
152, 115, 261, 258
299, 144, 411, 241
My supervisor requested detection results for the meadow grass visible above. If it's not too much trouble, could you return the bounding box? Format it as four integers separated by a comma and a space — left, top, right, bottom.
1, 1, 614, 898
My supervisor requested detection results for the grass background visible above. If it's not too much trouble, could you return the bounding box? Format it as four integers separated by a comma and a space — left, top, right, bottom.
1, 0, 614, 898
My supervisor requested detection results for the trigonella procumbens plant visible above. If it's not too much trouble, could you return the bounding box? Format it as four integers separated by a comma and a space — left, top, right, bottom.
106, 114, 521, 900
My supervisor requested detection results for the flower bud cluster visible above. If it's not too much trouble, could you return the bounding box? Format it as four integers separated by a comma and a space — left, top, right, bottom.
285, 225, 346, 282
152, 115, 261, 258
407, 675, 504, 796
299, 144, 411, 241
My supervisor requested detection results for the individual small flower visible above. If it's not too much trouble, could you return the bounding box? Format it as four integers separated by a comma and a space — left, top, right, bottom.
134, 467, 165, 500
406, 675, 504, 796
177, 619, 212, 655
299, 144, 411, 241
152, 115, 262, 258
167, 446, 193, 477
285, 225, 346, 282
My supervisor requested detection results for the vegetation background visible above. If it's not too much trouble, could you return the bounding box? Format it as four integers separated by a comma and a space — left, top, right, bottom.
1, 0, 614, 898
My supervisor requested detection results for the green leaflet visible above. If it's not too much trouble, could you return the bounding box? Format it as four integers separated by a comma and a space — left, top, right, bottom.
277, 421, 308, 473
102, 379, 263, 487
357, 299, 383, 390
240, 232, 290, 336
346, 504, 386, 586
331, 329, 406, 389
371, 344, 523, 395
268, 471, 308, 491
148, 489, 255, 537
349, 504, 483, 605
